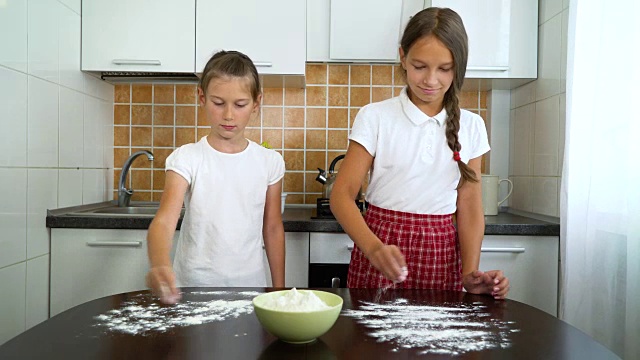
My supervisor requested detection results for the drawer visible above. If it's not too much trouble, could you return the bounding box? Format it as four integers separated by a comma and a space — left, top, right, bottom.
310, 233, 354, 264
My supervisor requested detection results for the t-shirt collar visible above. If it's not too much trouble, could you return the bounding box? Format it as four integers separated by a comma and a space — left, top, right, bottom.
399, 87, 447, 126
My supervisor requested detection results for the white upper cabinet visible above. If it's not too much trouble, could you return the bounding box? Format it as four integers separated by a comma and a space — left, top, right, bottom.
308, 0, 422, 63
81, 0, 195, 73
196, 0, 306, 75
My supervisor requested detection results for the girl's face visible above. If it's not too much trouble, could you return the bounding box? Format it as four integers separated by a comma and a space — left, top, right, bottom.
400, 35, 455, 116
198, 76, 260, 143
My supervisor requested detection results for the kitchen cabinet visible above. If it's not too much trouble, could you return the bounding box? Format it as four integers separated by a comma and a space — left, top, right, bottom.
196, 0, 306, 75
264, 232, 310, 288
50, 229, 179, 317
81, 0, 195, 73
307, 0, 422, 63
308, 233, 353, 288
479, 235, 559, 316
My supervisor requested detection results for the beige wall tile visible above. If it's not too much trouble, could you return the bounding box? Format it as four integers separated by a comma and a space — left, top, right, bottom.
197, 106, 208, 126
305, 194, 320, 204
372, 65, 393, 85
328, 108, 348, 129
480, 91, 487, 109
131, 169, 151, 190
328, 130, 348, 150
153, 170, 165, 190
329, 65, 349, 85
306, 129, 326, 149
153, 127, 174, 147
132, 84, 152, 103
263, 107, 283, 127
328, 151, 346, 170
284, 172, 304, 192
306, 86, 327, 106
372, 87, 393, 103
460, 91, 479, 109
305, 172, 323, 192
114, 84, 130, 103
151, 148, 173, 168
350, 65, 371, 85
284, 129, 304, 149
393, 65, 404, 85
263, 88, 283, 105
284, 150, 304, 171
176, 106, 196, 126
131, 149, 153, 168
306, 108, 326, 128
131, 105, 152, 125
114, 148, 129, 169
114, 105, 130, 125
153, 105, 174, 126
305, 151, 326, 172
176, 84, 196, 105
350, 87, 370, 107
244, 128, 260, 144
328, 86, 348, 107
131, 127, 152, 147
285, 88, 305, 106
349, 108, 360, 128
114, 126, 129, 147
154, 85, 174, 104
394, 86, 403, 96
247, 112, 261, 127
285, 108, 305, 128
262, 129, 283, 149
306, 63, 327, 85
287, 193, 304, 204
175, 127, 195, 147
131, 191, 152, 201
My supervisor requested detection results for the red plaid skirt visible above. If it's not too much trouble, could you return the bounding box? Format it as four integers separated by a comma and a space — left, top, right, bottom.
347, 204, 462, 290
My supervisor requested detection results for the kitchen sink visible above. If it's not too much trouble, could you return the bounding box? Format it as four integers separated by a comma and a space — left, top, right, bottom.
66, 202, 184, 217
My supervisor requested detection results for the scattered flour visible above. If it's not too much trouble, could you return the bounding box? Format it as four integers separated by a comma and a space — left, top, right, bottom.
342, 298, 517, 356
261, 288, 331, 312
93, 292, 257, 335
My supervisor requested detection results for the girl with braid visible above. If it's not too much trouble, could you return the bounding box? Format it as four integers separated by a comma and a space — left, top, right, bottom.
330, 7, 510, 299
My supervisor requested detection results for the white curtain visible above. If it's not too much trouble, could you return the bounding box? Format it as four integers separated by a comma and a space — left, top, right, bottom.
560, 0, 640, 359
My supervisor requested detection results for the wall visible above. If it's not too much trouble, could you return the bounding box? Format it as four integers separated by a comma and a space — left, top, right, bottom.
508, 0, 569, 217
0, 0, 114, 345
113, 64, 488, 204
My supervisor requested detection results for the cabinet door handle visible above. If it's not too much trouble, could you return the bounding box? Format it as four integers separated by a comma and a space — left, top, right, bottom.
467, 66, 509, 71
86, 241, 142, 247
481, 247, 525, 253
253, 62, 272, 67
346, 245, 354, 251
112, 59, 161, 66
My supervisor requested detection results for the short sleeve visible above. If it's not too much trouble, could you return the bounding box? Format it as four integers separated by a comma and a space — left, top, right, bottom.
165, 146, 193, 185
349, 106, 378, 156
469, 113, 491, 160
268, 151, 285, 186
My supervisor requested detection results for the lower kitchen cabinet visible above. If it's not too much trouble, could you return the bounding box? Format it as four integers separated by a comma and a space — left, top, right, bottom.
50, 229, 178, 317
479, 235, 559, 316
264, 232, 309, 288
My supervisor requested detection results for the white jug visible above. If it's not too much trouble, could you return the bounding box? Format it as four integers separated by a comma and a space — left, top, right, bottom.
481, 175, 513, 216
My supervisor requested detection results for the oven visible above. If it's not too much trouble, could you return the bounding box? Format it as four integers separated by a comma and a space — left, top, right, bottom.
308, 233, 353, 288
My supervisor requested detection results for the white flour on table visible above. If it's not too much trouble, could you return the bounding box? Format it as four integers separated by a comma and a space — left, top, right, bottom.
93, 291, 260, 335
342, 299, 517, 355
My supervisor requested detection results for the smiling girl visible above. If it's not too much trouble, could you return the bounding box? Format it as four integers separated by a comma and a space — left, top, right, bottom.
330, 8, 510, 299
145, 51, 285, 304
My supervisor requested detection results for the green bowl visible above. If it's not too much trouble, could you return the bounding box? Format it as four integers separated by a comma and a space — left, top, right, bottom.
253, 290, 343, 344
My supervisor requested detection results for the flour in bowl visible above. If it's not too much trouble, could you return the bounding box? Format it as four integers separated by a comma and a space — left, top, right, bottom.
262, 288, 331, 312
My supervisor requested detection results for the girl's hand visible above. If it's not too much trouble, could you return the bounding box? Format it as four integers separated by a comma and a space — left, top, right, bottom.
463, 270, 510, 300
364, 244, 408, 283
146, 266, 181, 304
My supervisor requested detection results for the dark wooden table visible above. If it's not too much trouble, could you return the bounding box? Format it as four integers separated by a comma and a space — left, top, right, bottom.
0, 288, 618, 359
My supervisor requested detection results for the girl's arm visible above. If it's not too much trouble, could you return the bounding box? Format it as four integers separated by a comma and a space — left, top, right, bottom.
330, 142, 407, 282
457, 157, 510, 299
146, 171, 188, 304
263, 180, 285, 287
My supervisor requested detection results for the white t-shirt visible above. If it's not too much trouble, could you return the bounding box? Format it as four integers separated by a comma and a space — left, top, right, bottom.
165, 136, 285, 287
350, 87, 490, 215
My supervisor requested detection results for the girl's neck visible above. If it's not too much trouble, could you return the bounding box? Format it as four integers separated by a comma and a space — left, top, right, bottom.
206, 134, 248, 154
407, 91, 444, 117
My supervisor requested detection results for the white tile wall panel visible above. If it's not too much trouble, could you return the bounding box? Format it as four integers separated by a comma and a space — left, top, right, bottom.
0, 169, 27, 268
59, 87, 84, 167
27, 77, 59, 167
0, 263, 26, 346
28, 0, 60, 83
27, 169, 58, 258
0, 67, 28, 167
58, 169, 83, 208
26, 255, 50, 329
534, 95, 560, 177
58, 5, 83, 92
0, 0, 28, 72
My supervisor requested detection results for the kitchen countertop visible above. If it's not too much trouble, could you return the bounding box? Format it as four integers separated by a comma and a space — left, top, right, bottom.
46, 202, 559, 236
0, 287, 615, 359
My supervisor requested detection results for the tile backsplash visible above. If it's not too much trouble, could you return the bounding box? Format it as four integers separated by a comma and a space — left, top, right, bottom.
113, 63, 488, 205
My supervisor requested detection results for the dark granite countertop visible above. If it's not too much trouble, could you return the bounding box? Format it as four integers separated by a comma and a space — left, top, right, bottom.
46, 201, 559, 236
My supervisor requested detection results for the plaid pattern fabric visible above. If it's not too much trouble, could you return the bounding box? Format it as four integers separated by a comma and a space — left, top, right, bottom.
347, 204, 462, 290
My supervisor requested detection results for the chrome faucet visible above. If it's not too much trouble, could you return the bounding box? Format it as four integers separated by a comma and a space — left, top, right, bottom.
118, 150, 154, 207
